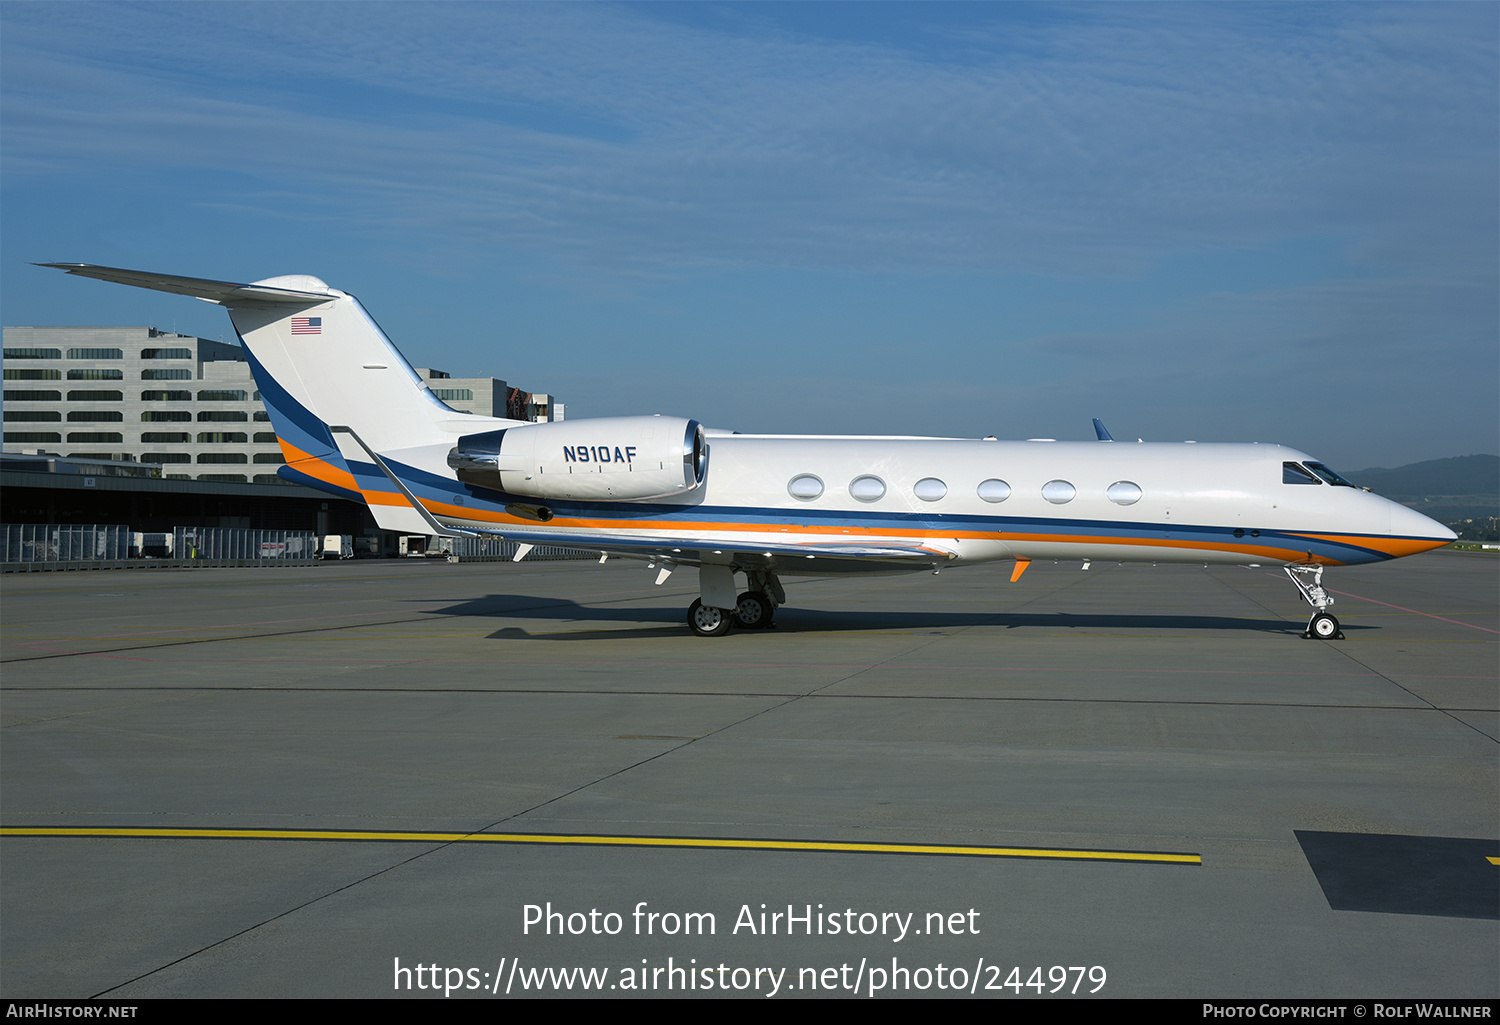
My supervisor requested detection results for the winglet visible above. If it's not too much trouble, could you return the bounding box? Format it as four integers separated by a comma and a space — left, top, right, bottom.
1092, 418, 1114, 442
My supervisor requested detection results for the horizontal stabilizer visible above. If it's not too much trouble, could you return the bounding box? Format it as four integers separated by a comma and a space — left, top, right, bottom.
37, 263, 335, 307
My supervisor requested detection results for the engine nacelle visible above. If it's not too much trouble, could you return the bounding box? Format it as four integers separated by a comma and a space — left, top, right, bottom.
448, 416, 707, 501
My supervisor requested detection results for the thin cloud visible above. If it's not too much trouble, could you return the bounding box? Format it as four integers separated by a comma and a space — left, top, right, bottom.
2, 2, 1493, 466
4, 3, 1493, 275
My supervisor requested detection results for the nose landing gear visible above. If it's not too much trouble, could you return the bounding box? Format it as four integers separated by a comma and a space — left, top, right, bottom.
1285, 565, 1344, 640
1307, 611, 1343, 640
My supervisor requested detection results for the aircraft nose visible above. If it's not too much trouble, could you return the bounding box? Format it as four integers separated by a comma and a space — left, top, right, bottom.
1389, 501, 1457, 543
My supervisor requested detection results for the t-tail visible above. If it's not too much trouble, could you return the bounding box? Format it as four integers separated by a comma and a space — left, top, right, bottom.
38, 263, 497, 533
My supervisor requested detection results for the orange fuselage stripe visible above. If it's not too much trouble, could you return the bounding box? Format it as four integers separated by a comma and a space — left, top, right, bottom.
279, 441, 361, 493
1283, 533, 1449, 559
273, 460, 1408, 565
418, 499, 1368, 564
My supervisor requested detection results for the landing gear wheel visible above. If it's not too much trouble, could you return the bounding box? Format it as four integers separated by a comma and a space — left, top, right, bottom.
687, 599, 733, 637
733, 590, 775, 629
1307, 612, 1343, 640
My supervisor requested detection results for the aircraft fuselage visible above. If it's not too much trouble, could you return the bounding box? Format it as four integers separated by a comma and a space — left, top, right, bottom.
391, 434, 1449, 571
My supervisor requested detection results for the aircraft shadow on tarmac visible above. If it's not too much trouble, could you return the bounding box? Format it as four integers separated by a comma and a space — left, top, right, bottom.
417, 594, 1326, 641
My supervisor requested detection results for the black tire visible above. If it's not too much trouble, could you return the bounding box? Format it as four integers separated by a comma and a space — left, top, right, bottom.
687, 599, 733, 637
1309, 612, 1341, 640
733, 590, 775, 629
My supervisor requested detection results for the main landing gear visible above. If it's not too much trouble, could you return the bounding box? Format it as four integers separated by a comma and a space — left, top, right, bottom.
687, 599, 733, 637
684, 567, 784, 636
1285, 565, 1344, 640
733, 591, 775, 629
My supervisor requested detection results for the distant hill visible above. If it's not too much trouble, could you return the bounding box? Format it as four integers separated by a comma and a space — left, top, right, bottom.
1350, 454, 1499, 525
1351, 454, 1499, 499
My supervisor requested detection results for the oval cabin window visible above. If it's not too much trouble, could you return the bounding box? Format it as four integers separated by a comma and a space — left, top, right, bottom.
914, 477, 947, 502
1041, 480, 1076, 504
849, 475, 886, 502
1107, 481, 1142, 506
788, 474, 824, 500
977, 479, 1011, 503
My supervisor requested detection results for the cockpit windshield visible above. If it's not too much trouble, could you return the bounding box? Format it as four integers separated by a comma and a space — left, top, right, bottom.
1283, 462, 1320, 485
1303, 462, 1358, 487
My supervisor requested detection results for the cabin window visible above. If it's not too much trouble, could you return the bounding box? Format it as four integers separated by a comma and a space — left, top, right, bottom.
1303, 462, 1358, 487
1041, 480, 1076, 504
914, 477, 947, 502
1107, 481, 1142, 506
788, 474, 824, 500
977, 479, 1011, 503
849, 475, 886, 502
1283, 462, 1321, 485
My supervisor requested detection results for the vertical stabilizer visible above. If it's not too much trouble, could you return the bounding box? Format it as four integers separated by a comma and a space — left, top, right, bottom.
227, 277, 457, 454
37, 263, 486, 509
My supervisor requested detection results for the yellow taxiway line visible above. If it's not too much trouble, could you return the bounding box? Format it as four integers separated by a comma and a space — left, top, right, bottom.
1, 826, 1201, 865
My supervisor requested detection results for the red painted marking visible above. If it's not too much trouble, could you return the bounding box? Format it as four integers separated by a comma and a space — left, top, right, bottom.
1327, 588, 1499, 635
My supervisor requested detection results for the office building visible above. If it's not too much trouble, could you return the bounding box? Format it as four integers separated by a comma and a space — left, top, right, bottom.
3, 327, 563, 483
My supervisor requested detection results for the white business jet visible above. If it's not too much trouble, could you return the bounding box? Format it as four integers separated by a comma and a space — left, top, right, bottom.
43, 263, 1455, 639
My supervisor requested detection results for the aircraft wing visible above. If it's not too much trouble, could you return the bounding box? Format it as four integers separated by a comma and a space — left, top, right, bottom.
465, 526, 954, 575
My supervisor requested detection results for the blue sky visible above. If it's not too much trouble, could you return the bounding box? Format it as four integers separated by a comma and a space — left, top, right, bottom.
3, 2, 1495, 469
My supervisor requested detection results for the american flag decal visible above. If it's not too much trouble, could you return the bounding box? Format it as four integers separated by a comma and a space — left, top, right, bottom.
290, 317, 322, 335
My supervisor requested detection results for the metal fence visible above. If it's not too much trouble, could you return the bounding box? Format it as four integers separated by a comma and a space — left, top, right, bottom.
2, 524, 132, 563
173, 527, 315, 562
449, 535, 595, 562
2, 524, 315, 569
2, 524, 588, 569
